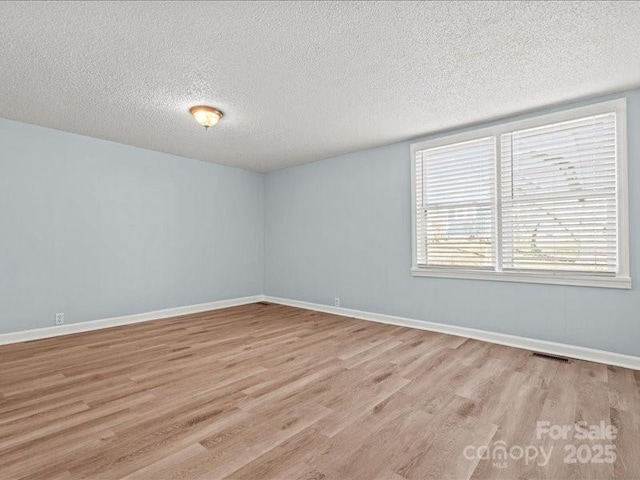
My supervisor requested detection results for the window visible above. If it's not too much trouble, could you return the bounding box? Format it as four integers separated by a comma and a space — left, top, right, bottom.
411, 99, 630, 288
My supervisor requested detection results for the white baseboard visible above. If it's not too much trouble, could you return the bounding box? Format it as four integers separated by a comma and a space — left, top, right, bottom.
3, 294, 637, 371
0, 295, 263, 345
263, 295, 640, 371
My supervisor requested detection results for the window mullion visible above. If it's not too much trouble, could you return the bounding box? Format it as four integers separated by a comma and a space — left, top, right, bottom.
494, 135, 503, 272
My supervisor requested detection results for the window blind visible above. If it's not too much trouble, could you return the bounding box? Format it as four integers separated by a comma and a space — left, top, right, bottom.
415, 137, 495, 268
500, 113, 618, 274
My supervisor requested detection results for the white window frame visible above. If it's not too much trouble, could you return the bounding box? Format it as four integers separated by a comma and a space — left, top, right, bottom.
411, 98, 630, 289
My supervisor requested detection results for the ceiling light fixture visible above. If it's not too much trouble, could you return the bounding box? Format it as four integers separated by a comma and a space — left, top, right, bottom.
189, 105, 223, 130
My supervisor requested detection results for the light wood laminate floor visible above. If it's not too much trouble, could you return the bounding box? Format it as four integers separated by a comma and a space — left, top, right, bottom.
1, 303, 639, 480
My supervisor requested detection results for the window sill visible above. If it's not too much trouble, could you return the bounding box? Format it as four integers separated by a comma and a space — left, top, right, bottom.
411, 267, 632, 289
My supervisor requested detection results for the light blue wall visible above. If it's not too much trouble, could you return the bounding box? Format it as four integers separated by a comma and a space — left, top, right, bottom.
3, 91, 638, 355
265, 89, 640, 356
0, 119, 264, 334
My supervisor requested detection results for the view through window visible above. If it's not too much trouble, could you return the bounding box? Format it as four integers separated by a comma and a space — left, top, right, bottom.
412, 99, 629, 288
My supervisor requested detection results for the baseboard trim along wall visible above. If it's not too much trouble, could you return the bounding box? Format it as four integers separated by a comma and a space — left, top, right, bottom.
0, 295, 263, 345
263, 296, 640, 371
2, 294, 638, 371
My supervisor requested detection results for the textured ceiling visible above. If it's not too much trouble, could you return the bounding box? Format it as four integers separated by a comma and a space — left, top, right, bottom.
1, 1, 640, 172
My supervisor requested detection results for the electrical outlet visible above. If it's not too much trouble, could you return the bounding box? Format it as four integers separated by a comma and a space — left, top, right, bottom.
334, 297, 340, 307
55, 313, 64, 325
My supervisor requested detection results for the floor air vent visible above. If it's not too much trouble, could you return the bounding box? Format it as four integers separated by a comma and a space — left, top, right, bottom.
532, 352, 570, 363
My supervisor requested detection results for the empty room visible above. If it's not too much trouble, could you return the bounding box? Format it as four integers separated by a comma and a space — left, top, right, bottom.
1, 1, 639, 479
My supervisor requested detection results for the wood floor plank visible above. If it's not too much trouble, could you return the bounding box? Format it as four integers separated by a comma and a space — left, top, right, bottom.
0, 302, 637, 480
